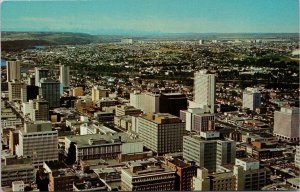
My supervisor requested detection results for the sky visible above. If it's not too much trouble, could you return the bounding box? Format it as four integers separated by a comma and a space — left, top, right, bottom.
1, 0, 299, 35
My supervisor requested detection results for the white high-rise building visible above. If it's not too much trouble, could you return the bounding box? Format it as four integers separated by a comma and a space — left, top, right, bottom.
59, 65, 70, 87
242, 88, 261, 110
274, 107, 300, 141
35, 67, 49, 86
16, 121, 58, 166
180, 108, 215, 132
194, 70, 216, 113
6, 61, 21, 82
130, 91, 160, 113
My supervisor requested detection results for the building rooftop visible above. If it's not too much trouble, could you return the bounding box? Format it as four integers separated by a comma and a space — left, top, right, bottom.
65, 132, 141, 148
142, 113, 182, 124
167, 158, 190, 168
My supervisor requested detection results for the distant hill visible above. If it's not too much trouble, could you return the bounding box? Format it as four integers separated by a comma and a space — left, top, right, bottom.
1, 32, 99, 51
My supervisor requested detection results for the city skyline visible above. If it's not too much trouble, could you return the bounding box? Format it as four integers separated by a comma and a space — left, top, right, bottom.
1, 0, 299, 35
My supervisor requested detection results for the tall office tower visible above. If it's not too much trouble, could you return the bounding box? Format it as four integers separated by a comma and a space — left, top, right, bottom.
180, 108, 215, 132
216, 140, 236, 167
242, 87, 261, 110
15, 121, 58, 166
21, 85, 39, 102
138, 113, 185, 155
39, 78, 60, 108
121, 164, 176, 191
6, 61, 21, 82
183, 132, 236, 172
199, 40, 203, 45
274, 107, 300, 141
143, 92, 160, 113
8, 80, 25, 101
91, 86, 110, 103
295, 146, 300, 168
59, 65, 70, 87
159, 93, 187, 116
31, 96, 49, 121
130, 90, 143, 109
35, 67, 49, 86
27, 74, 35, 85
194, 70, 216, 113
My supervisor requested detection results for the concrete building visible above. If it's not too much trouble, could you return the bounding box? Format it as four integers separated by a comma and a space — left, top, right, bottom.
193, 159, 270, 191
35, 67, 49, 86
15, 121, 58, 166
130, 91, 160, 113
159, 93, 187, 116
180, 108, 215, 132
274, 107, 300, 141
43, 161, 76, 192
165, 157, 197, 191
194, 70, 216, 113
138, 113, 185, 155
183, 133, 236, 172
91, 86, 110, 103
21, 85, 39, 102
234, 158, 271, 190
8, 80, 25, 101
6, 61, 21, 82
193, 168, 237, 191
65, 133, 143, 162
39, 78, 60, 108
1, 156, 34, 186
59, 65, 70, 87
115, 105, 142, 116
22, 96, 49, 121
130, 90, 143, 110
217, 140, 236, 167
121, 163, 176, 191
243, 88, 261, 110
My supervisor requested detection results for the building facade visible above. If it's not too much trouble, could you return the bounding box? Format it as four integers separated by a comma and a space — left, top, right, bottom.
121, 164, 176, 191
6, 61, 21, 82
242, 88, 261, 110
39, 78, 60, 108
8, 81, 25, 102
274, 107, 300, 141
59, 65, 70, 87
138, 113, 185, 155
194, 70, 216, 113
35, 67, 49, 86
15, 121, 58, 166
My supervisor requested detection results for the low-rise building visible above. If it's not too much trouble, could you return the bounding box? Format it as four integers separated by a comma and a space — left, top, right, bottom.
65, 133, 143, 162
121, 163, 176, 191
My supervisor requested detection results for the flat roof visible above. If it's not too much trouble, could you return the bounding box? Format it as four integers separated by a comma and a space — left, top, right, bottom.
65, 132, 142, 148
